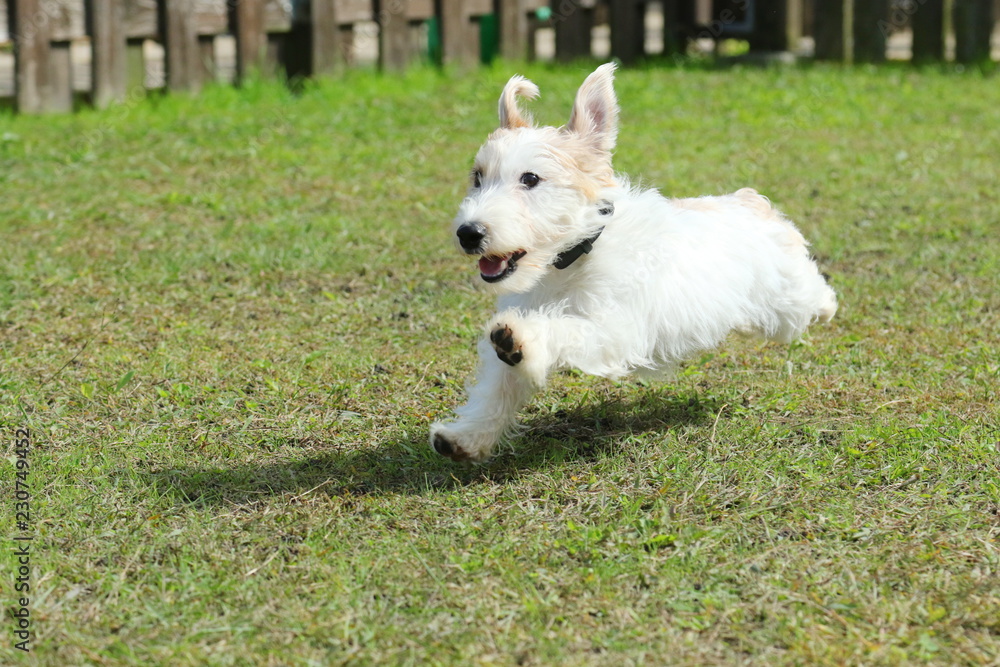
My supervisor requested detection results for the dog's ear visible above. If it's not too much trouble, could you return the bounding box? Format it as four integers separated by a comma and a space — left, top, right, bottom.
567, 63, 619, 152
498, 75, 540, 130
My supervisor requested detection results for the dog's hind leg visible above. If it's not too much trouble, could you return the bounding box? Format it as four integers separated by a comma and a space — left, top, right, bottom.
430, 344, 535, 462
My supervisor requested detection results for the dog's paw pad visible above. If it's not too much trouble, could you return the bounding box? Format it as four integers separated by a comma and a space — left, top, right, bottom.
432, 433, 471, 462
490, 324, 523, 366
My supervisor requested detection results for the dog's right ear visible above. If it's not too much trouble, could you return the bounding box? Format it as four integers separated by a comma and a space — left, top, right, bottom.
498, 75, 540, 130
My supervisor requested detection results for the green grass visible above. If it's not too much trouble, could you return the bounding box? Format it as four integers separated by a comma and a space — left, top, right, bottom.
1, 62, 998, 665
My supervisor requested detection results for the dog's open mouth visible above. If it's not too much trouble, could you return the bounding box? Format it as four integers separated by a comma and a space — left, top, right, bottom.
479, 251, 526, 283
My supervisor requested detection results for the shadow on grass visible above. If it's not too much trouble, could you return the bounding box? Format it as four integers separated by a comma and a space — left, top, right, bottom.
145, 391, 720, 507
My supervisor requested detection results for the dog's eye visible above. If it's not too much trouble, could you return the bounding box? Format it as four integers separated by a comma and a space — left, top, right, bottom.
520, 172, 541, 189
473, 170, 482, 188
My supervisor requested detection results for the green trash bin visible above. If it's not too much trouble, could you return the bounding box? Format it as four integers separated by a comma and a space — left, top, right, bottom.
427, 16, 442, 66
480, 14, 499, 64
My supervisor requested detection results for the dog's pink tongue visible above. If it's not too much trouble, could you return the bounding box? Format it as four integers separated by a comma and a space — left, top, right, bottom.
479, 256, 508, 277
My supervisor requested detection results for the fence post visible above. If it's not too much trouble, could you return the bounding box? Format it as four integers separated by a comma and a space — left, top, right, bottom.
126, 39, 146, 92
499, 0, 529, 60
86, 0, 127, 107
230, 0, 269, 81
911, 0, 945, 62
853, 0, 887, 62
378, 0, 408, 70
660, 0, 684, 56
49, 39, 73, 111
555, 0, 594, 62
749, 0, 801, 52
813, 0, 847, 61
610, 0, 643, 64
198, 36, 216, 83
12, 0, 53, 113
307, 0, 342, 75
161, 0, 203, 92
953, 0, 994, 63
440, 0, 477, 64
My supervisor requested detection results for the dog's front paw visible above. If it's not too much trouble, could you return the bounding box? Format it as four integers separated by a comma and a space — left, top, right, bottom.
490, 323, 523, 366
430, 423, 495, 463
431, 431, 472, 462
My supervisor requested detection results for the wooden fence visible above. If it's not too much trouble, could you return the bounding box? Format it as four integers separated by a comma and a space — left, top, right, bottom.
1, 0, 998, 113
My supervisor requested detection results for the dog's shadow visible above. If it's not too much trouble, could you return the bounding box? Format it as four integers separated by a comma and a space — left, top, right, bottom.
145, 390, 721, 506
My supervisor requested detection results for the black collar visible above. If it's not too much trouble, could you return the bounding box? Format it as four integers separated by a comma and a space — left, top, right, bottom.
552, 200, 614, 270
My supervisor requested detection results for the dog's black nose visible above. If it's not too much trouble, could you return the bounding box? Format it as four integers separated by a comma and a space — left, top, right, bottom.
456, 222, 487, 253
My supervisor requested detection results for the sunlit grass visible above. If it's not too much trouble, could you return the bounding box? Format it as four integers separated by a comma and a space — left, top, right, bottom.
1, 62, 998, 665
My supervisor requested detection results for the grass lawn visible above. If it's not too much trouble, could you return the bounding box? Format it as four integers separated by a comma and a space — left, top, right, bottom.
1, 61, 998, 665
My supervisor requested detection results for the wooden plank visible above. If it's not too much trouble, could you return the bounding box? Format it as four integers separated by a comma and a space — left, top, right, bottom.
194, 0, 229, 36
661, 0, 686, 56
609, 0, 643, 64
376, 0, 436, 23
407, 0, 434, 20
527, 8, 541, 60
378, 0, 410, 71
49, 39, 74, 111
440, 0, 477, 65
265, 32, 289, 76
266, 31, 283, 71
754, 0, 802, 51
911, 0, 945, 63
48, 0, 87, 42
198, 34, 215, 82
853, 0, 887, 62
13, 0, 53, 112
286, 0, 366, 80
230, 0, 268, 80
125, 37, 146, 91
337, 25, 355, 65
86, 0, 127, 108
125, 0, 159, 39
785, 0, 804, 51
337, 0, 375, 24
953, 0, 994, 63
465, 0, 491, 15
161, 0, 203, 91
265, 0, 292, 32
500, 0, 530, 60
311, 0, 342, 75
813, 0, 846, 61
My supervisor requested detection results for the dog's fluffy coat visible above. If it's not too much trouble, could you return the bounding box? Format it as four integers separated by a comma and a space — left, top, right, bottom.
431, 64, 836, 462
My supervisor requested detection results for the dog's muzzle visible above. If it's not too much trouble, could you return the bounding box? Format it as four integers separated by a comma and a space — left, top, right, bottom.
456, 222, 487, 254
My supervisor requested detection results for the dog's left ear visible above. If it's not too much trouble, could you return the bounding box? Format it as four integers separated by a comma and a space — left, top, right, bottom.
499, 75, 540, 130
567, 63, 619, 153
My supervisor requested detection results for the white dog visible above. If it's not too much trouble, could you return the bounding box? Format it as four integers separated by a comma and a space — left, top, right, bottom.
430, 64, 836, 462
